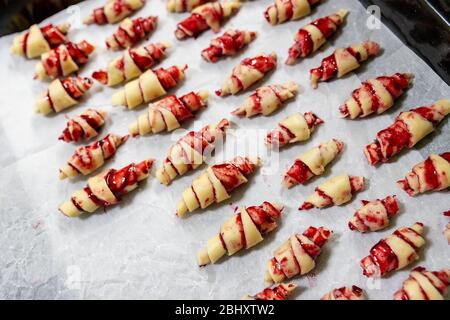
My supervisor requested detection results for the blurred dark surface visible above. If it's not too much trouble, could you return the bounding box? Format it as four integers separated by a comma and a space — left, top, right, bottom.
0, 0, 85, 36
359, 0, 450, 85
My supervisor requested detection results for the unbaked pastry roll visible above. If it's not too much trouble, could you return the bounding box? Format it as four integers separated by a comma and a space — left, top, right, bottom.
11, 23, 70, 59
299, 174, 365, 210
364, 100, 450, 165
84, 0, 145, 25
129, 91, 208, 136
59, 109, 107, 143
112, 64, 187, 109
201, 29, 257, 63
106, 16, 158, 51
59, 159, 154, 217
340, 73, 414, 119
348, 195, 399, 232
283, 139, 344, 188
265, 226, 331, 283
176, 156, 260, 217
34, 40, 95, 80
175, 1, 241, 40
266, 112, 323, 148
167, 0, 213, 12
360, 222, 425, 277
232, 81, 298, 117
264, 0, 322, 25
393, 267, 450, 300
92, 42, 169, 86
197, 201, 283, 265
59, 134, 128, 180
286, 9, 348, 65
397, 153, 450, 196
321, 286, 365, 300
216, 53, 277, 96
156, 119, 229, 185
310, 41, 380, 89
34, 76, 93, 115
244, 283, 296, 300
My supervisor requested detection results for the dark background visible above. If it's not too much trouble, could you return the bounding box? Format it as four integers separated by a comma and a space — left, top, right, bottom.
0, 0, 449, 85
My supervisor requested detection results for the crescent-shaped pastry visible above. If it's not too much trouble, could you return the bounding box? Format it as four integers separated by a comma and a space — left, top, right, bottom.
365, 100, 450, 165
197, 201, 283, 265
167, 0, 212, 12
393, 267, 449, 300
340, 73, 414, 119
156, 119, 229, 185
59, 109, 107, 143
201, 29, 257, 63
176, 156, 260, 217
34, 76, 93, 115
129, 90, 208, 136
266, 112, 323, 148
59, 134, 128, 180
397, 152, 450, 196
11, 23, 70, 59
286, 9, 348, 64
360, 222, 426, 277
84, 0, 145, 25
216, 53, 277, 97
106, 16, 158, 51
59, 159, 154, 217
321, 286, 365, 300
265, 226, 332, 283
92, 42, 169, 86
299, 174, 365, 210
112, 64, 187, 109
34, 40, 95, 80
310, 41, 380, 89
175, 1, 241, 40
244, 283, 296, 300
232, 81, 298, 117
283, 139, 344, 188
348, 195, 400, 232
264, 0, 322, 25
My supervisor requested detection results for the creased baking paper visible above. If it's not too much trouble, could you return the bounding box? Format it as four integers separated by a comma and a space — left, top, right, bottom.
0, 0, 448, 299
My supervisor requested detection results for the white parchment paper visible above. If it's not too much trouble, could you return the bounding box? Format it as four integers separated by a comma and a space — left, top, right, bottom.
0, 0, 449, 300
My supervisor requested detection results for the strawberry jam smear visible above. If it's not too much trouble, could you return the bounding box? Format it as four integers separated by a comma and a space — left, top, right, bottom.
61, 77, 93, 100
41, 24, 67, 47
177, 13, 209, 39
59, 112, 103, 142
246, 203, 281, 234
376, 120, 412, 159
163, 94, 198, 123
129, 50, 153, 71
211, 157, 257, 192
106, 161, 151, 199
254, 284, 293, 300
211, 163, 243, 192
312, 16, 337, 38
66, 41, 95, 65
440, 152, 450, 162
155, 65, 185, 90
241, 55, 276, 73
364, 240, 399, 276
310, 53, 337, 81
377, 73, 410, 99
92, 71, 108, 84
303, 226, 331, 248
286, 160, 314, 185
